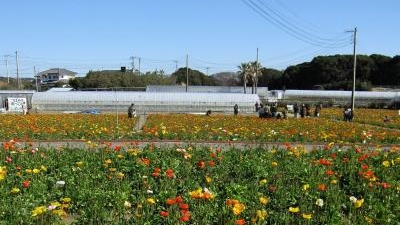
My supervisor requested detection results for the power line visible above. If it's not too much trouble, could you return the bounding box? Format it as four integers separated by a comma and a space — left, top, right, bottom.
238, 0, 350, 47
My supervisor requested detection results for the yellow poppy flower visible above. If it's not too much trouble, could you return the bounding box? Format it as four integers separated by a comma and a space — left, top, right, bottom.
354, 198, 364, 208
146, 198, 156, 205
382, 161, 390, 167
288, 207, 300, 213
259, 196, 269, 205
61, 197, 71, 203
232, 203, 246, 215
259, 179, 267, 185
31, 206, 47, 217
40, 165, 47, 171
10, 187, 20, 194
256, 209, 267, 220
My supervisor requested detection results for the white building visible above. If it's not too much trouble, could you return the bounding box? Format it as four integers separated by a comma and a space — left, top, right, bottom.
36, 68, 77, 85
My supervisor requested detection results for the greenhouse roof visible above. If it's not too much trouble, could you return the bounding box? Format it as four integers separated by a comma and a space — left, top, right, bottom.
284, 90, 398, 98
32, 91, 260, 104
146, 85, 268, 94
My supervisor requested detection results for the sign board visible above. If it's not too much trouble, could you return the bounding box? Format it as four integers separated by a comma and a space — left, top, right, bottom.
7, 98, 27, 112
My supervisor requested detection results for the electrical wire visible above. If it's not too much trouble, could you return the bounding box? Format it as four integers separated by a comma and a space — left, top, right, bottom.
238, 0, 350, 47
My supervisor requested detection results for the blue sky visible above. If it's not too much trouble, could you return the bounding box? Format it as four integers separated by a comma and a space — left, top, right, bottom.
1, 0, 399, 77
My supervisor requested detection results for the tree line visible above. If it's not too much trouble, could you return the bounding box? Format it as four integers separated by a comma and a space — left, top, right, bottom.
246, 54, 400, 91
68, 54, 398, 91
1, 54, 399, 91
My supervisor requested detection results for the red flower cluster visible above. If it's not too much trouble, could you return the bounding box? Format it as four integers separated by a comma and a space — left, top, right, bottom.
165, 169, 174, 178
152, 167, 161, 177
140, 158, 150, 166
151, 167, 175, 179
162, 196, 191, 222
317, 158, 333, 166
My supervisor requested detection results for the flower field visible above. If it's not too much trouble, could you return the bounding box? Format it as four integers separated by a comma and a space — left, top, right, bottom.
143, 113, 400, 144
2, 109, 399, 144
1, 110, 400, 224
1, 141, 400, 224
320, 108, 400, 129
0, 114, 137, 141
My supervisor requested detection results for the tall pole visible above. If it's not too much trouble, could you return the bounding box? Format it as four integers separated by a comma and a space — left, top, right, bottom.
5, 58, 9, 84
255, 47, 259, 94
15, 51, 21, 89
350, 28, 357, 114
138, 58, 141, 75
131, 57, 136, 72
186, 54, 189, 92
174, 60, 178, 71
34, 66, 38, 92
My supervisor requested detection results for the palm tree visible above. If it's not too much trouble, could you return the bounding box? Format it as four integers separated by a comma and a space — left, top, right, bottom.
238, 62, 251, 93
249, 61, 262, 94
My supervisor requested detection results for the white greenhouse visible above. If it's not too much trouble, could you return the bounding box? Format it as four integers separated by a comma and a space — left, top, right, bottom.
31, 91, 260, 114
281, 90, 400, 106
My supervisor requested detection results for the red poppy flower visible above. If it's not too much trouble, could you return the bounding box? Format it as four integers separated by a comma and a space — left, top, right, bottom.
160, 211, 169, 217
140, 158, 150, 166
152, 172, 160, 177
325, 170, 335, 176
381, 182, 391, 189
318, 159, 332, 166
152, 167, 161, 177
236, 218, 246, 225
197, 161, 205, 169
179, 203, 189, 210
114, 145, 121, 152
180, 211, 191, 222
318, 184, 326, 191
207, 161, 216, 167
165, 169, 174, 178
22, 180, 30, 188
175, 196, 183, 203
166, 198, 176, 205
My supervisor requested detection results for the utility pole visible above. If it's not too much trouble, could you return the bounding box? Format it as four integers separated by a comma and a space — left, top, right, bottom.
350, 28, 357, 115
173, 60, 178, 71
255, 47, 259, 94
130, 56, 136, 71
206, 67, 209, 76
138, 58, 141, 75
34, 66, 38, 92
5, 56, 10, 83
186, 54, 189, 92
15, 51, 21, 89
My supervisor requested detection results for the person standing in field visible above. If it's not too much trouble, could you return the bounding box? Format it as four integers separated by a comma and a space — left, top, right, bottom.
255, 102, 259, 112
234, 104, 239, 116
293, 103, 299, 118
128, 103, 135, 118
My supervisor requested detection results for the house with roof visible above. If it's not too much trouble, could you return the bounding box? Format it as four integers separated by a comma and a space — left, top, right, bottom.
35, 68, 77, 85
